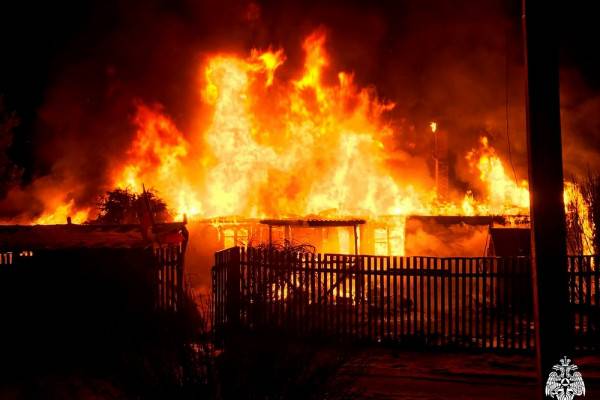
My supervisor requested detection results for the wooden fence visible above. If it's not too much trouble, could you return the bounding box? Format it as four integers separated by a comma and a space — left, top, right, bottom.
1, 245, 185, 312
154, 244, 186, 312
212, 247, 600, 352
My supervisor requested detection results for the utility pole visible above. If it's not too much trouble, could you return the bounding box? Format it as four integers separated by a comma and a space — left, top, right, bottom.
522, 1, 573, 398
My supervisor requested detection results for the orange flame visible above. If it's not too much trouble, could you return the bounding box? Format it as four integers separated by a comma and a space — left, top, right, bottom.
112, 104, 202, 220
33, 200, 89, 225
35, 31, 588, 245
106, 32, 536, 225
464, 136, 529, 215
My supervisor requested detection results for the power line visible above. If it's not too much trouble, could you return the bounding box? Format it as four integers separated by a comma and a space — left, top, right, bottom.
505, 24, 518, 183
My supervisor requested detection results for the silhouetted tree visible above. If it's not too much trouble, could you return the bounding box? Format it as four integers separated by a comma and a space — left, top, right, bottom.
581, 171, 600, 255
0, 96, 22, 197
93, 188, 171, 224
565, 173, 600, 256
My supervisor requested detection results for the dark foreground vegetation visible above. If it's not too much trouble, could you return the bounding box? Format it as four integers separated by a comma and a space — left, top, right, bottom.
0, 285, 353, 400
0, 250, 205, 399
213, 331, 357, 400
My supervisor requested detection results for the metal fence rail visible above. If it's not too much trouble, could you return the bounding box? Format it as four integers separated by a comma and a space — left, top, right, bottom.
212, 247, 600, 352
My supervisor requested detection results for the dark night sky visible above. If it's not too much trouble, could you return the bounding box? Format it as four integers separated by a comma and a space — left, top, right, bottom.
1, 0, 600, 214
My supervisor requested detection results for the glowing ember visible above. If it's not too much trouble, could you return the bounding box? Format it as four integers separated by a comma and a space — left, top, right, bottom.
430, 121, 437, 133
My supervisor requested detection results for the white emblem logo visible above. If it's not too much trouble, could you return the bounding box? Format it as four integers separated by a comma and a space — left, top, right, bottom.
545, 357, 585, 400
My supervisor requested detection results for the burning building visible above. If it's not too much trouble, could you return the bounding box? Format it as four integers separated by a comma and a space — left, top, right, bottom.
0, 2, 596, 295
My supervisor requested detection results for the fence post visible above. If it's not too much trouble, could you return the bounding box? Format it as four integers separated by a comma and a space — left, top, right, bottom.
227, 247, 241, 332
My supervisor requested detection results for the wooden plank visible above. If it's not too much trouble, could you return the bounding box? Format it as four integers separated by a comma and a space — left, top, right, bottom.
380, 257, 385, 341
335, 255, 341, 338
313, 253, 318, 334
454, 259, 460, 344
318, 252, 323, 336
367, 256, 372, 340
447, 258, 453, 345
590, 256, 600, 306
482, 258, 488, 350
279, 251, 285, 329
427, 257, 432, 342
257, 248, 263, 329
296, 252, 301, 333
372, 256, 378, 340
405, 257, 411, 337
413, 257, 418, 336
177, 245, 184, 310
399, 257, 405, 339
419, 257, 424, 336
468, 258, 473, 349
267, 250, 273, 328
441, 258, 447, 346
514, 257, 521, 350
595, 255, 600, 348
526, 257, 533, 351
393, 256, 398, 341
169, 246, 175, 309
491, 258, 497, 349
360, 255, 364, 339
579, 256, 584, 341
586, 256, 592, 337
475, 258, 480, 349
522, 257, 528, 350
323, 254, 329, 335
288, 251, 294, 332
461, 258, 466, 347
172, 246, 178, 309
329, 254, 335, 335
163, 248, 168, 309
341, 254, 346, 338
386, 256, 391, 341
264, 250, 270, 328
340, 255, 346, 338
503, 257, 510, 350
352, 256, 358, 338
512, 257, 518, 350
595, 256, 600, 345
432, 258, 437, 346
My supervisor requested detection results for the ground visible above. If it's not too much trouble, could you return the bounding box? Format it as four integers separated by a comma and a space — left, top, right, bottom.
2, 345, 599, 399
334, 350, 600, 399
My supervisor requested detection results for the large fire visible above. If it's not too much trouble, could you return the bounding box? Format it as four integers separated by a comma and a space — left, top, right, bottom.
112, 30, 527, 219
112, 30, 441, 219
28, 30, 595, 254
